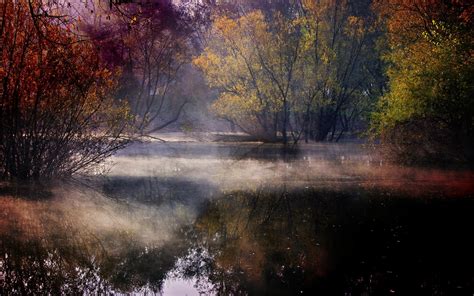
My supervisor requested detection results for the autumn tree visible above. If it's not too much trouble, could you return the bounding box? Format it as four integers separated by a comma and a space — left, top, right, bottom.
85, 0, 194, 134
0, 0, 131, 180
194, 11, 304, 142
194, 0, 382, 143
371, 0, 473, 163
295, 0, 383, 142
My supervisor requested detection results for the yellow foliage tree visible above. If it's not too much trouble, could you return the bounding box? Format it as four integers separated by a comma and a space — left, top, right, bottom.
194, 11, 304, 142
195, 1, 381, 143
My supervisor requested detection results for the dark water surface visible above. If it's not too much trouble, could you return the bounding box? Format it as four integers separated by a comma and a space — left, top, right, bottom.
1, 141, 473, 295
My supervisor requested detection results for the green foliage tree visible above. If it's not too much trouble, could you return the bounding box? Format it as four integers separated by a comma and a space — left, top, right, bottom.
372, 0, 474, 163
296, 0, 384, 142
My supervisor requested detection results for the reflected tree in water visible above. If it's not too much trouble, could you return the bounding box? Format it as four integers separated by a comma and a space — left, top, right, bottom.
0, 191, 190, 294
178, 187, 474, 295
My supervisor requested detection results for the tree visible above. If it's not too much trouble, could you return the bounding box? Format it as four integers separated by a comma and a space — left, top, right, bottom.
85, 0, 193, 134
0, 0, 131, 180
194, 11, 303, 142
296, 0, 383, 142
194, 1, 382, 143
371, 0, 474, 163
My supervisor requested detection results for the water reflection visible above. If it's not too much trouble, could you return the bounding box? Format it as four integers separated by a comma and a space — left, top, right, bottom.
1, 142, 473, 294
180, 188, 474, 295
0, 183, 193, 294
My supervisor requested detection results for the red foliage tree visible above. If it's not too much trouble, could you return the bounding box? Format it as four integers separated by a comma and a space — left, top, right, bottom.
0, 0, 131, 180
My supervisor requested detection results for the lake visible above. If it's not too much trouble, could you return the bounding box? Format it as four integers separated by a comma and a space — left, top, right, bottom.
1, 138, 473, 295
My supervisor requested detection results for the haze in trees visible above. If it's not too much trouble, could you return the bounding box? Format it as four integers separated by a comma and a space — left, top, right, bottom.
0, 0, 472, 175
194, 0, 384, 143
84, 0, 193, 134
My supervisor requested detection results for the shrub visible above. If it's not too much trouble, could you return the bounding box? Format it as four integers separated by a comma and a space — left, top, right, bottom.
0, 1, 131, 180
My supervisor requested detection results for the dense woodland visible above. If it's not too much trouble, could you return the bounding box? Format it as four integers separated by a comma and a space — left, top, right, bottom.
0, 0, 473, 179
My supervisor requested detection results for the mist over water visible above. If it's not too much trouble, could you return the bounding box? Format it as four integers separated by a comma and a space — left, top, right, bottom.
110, 137, 473, 196
1, 135, 473, 294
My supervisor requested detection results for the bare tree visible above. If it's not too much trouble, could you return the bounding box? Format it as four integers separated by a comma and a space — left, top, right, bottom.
85, 0, 194, 135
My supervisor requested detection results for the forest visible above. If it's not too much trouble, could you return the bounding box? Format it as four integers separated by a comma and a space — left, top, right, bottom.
0, 0, 472, 179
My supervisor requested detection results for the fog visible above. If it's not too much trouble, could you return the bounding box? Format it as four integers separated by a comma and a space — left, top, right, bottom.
1, 136, 473, 294
108, 137, 473, 196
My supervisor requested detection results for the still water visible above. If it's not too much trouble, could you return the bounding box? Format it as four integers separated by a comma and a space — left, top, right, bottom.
1, 139, 473, 295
